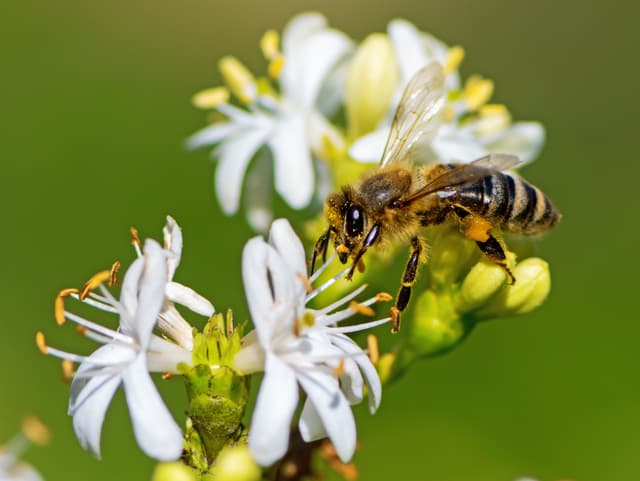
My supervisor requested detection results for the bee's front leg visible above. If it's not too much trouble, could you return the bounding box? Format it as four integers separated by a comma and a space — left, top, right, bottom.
389, 236, 424, 333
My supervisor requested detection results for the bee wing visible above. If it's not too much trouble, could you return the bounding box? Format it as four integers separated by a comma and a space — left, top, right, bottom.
401, 153, 523, 204
379, 63, 446, 167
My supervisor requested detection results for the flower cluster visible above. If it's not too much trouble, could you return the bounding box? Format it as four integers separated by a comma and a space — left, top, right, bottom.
189, 13, 544, 229
0, 416, 49, 481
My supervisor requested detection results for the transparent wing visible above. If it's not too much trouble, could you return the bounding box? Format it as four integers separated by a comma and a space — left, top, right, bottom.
401, 153, 522, 204
380, 63, 446, 167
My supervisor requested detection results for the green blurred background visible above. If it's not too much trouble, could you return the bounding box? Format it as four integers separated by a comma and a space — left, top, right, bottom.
2, 0, 637, 480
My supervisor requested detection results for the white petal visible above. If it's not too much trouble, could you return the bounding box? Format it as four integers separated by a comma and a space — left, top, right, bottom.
147, 335, 192, 373
299, 398, 327, 441
163, 216, 182, 279
297, 371, 356, 463
119, 257, 144, 333
349, 128, 389, 163
485, 122, 545, 165
215, 121, 273, 215
268, 115, 314, 209
330, 333, 381, 413
186, 121, 241, 149
134, 240, 168, 348
248, 353, 299, 466
69, 344, 132, 458
268, 219, 307, 283
158, 304, 194, 351
339, 357, 364, 404
244, 152, 273, 233
233, 331, 266, 374
6, 463, 45, 481
122, 355, 183, 461
388, 19, 431, 82
432, 126, 487, 163
165, 281, 214, 317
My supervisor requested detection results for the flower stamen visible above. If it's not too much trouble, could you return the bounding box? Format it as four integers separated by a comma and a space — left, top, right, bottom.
61, 359, 75, 383
109, 261, 120, 287
55, 288, 78, 325
80, 270, 111, 300
130, 227, 142, 256
349, 301, 375, 317
333, 358, 346, 377
367, 334, 379, 365
296, 272, 314, 293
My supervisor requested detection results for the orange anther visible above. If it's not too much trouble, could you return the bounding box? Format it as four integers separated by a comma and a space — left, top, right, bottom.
35, 332, 48, 355
80, 270, 111, 300
54, 288, 78, 325
75, 325, 88, 336
162, 372, 173, 380
376, 292, 393, 302
109, 261, 120, 287
367, 334, 379, 365
22, 416, 51, 445
130, 227, 141, 249
349, 301, 375, 317
333, 358, 346, 377
295, 272, 313, 293
61, 360, 75, 383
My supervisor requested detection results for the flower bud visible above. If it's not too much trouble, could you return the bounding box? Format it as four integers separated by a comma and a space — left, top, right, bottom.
427, 227, 478, 288
210, 445, 261, 481
477, 258, 551, 318
152, 462, 197, 481
456, 259, 507, 314
345, 34, 399, 139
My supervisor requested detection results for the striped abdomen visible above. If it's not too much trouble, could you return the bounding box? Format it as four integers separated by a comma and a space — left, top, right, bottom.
453, 172, 560, 235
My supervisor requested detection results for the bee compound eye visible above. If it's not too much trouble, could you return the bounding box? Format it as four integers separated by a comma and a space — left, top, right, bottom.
345, 204, 365, 237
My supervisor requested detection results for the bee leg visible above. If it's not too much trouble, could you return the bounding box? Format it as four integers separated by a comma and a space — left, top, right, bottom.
450, 205, 515, 284
346, 223, 381, 280
310, 227, 332, 275
389, 236, 424, 333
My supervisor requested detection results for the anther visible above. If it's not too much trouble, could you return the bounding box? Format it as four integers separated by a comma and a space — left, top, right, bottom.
367, 334, 379, 365
22, 416, 51, 446
268, 56, 285, 78
162, 373, 173, 380
376, 292, 393, 302
35, 332, 48, 355
443, 45, 465, 75
130, 227, 141, 250
260, 29, 280, 60
75, 325, 88, 336
54, 288, 78, 325
191, 86, 230, 109
296, 272, 314, 293
109, 261, 120, 287
333, 358, 346, 377
349, 301, 375, 317
80, 270, 111, 300
61, 360, 75, 383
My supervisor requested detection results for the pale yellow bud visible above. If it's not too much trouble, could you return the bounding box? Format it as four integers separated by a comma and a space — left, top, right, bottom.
457, 259, 507, 314
478, 258, 551, 318
152, 462, 197, 481
211, 445, 261, 481
219, 56, 257, 104
464, 75, 494, 111
345, 34, 399, 139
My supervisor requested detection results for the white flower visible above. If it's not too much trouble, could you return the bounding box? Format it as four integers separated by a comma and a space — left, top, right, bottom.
349, 19, 545, 166
37, 241, 189, 460
235, 219, 387, 466
188, 13, 353, 231
0, 417, 49, 481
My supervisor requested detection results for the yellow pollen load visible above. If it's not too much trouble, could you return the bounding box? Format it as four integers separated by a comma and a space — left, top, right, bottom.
192, 86, 230, 109
349, 301, 375, 317
219, 56, 257, 104
443, 45, 465, 75
22, 416, 51, 446
55, 288, 78, 325
80, 270, 111, 300
333, 358, 346, 377
109, 260, 120, 287
464, 75, 494, 111
61, 359, 75, 383
35, 332, 48, 355
367, 334, 379, 364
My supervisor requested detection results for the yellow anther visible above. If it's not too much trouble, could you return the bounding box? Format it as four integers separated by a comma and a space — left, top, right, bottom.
375, 292, 393, 302
130, 226, 141, 250
349, 301, 375, 317
80, 270, 111, 300
367, 334, 379, 365
260, 29, 280, 60
35, 332, 48, 355
443, 45, 465, 75
480, 103, 509, 117
22, 416, 51, 446
464, 75, 494, 111
267, 55, 285, 79
219, 56, 257, 104
333, 358, 346, 377
75, 325, 88, 336
55, 288, 78, 326
191, 86, 230, 109
109, 260, 120, 287
61, 360, 75, 383
296, 272, 314, 293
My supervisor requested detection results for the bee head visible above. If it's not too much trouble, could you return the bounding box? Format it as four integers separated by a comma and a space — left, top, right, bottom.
324, 188, 367, 264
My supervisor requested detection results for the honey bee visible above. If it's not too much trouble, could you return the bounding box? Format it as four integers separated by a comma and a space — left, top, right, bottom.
312, 63, 560, 331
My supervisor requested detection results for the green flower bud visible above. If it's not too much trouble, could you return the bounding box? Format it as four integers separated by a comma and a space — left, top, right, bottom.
427, 227, 478, 288
477, 258, 551, 318
210, 446, 261, 481
152, 462, 197, 481
345, 33, 399, 139
456, 258, 508, 314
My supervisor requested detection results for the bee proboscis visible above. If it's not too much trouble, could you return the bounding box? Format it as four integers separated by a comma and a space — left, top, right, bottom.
312, 63, 560, 331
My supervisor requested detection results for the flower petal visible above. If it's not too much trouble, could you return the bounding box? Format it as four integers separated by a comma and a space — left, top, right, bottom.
388, 19, 431, 82
297, 370, 356, 463
268, 219, 307, 284
330, 333, 381, 413
349, 128, 389, 163
268, 115, 314, 209
485, 121, 545, 165
244, 152, 273, 233
7, 463, 45, 481
119, 257, 144, 333
299, 398, 327, 440
134, 240, 168, 348
163, 216, 183, 279
165, 281, 214, 317
248, 353, 299, 466
215, 121, 273, 215
185, 121, 241, 150
431, 124, 487, 163
147, 335, 192, 373
122, 355, 183, 461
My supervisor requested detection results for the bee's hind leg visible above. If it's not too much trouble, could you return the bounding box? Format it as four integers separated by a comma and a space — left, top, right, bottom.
390, 236, 425, 333
451, 204, 515, 284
